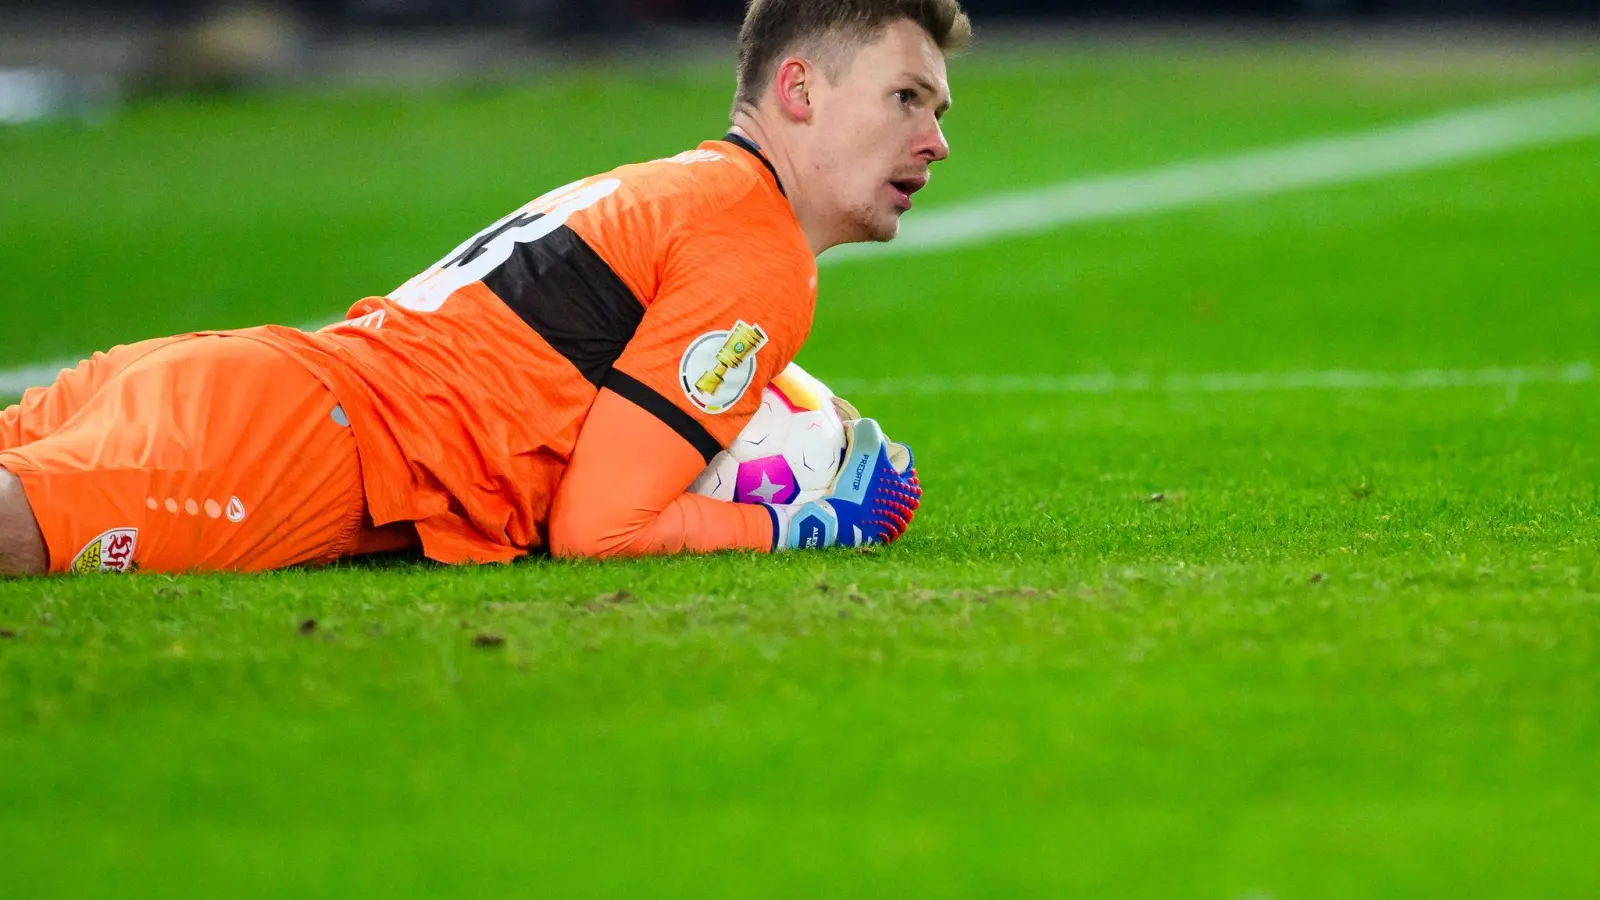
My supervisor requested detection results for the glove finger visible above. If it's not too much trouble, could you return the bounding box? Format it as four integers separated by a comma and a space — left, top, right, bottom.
876, 506, 915, 531
831, 418, 888, 500
881, 502, 915, 532
884, 440, 914, 475
872, 516, 907, 543
903, 466, 921, 491
845, 418, 886, 462
892, 469, 922, 506
898, 480, 921, 508
884, 488, 917, 519
846, 416, 883, 444
870, 501, 911, 531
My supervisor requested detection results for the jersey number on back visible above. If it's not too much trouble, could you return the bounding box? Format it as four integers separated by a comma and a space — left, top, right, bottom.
390, 178, 623, 312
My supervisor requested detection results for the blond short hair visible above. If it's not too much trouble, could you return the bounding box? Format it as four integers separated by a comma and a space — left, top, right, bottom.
734, 0, 971, 111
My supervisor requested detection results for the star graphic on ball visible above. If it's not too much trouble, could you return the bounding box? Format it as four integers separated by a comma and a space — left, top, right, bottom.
748, 471, 789, 503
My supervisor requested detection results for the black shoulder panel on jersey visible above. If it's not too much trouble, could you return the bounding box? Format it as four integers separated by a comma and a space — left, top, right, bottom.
604, 370, 724, 464
482, 225, 644, 386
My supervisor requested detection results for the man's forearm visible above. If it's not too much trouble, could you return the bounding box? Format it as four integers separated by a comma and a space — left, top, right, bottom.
548, 388, 773, 558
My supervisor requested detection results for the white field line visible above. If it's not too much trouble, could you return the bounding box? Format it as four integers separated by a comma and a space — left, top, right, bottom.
4, 86, 1597, 397
829, 362, 1594, 397
0, 360, 90, 397
826, 85, 1600, 263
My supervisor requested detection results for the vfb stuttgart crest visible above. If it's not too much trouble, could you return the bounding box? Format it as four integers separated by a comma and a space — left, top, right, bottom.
680, 320, 767, 414
71, 528, 139, 574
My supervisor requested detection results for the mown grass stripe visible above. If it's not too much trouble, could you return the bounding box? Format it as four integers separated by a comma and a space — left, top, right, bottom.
831, 362, 1593, 396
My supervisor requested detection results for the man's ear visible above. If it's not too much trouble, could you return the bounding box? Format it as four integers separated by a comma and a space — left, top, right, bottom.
772, 56, 815, 123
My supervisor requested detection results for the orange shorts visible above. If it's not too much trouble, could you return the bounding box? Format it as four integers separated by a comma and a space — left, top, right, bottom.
0, 334, 413, 575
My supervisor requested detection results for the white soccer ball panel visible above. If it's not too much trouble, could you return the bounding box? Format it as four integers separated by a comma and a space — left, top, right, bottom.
782, 408, 847, 494
688, 363, 850, 506
726, 392, 792, 463
688, 452, 739, 501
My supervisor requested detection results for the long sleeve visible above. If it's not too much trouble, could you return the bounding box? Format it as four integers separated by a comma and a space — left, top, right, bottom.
548, 387, 774, 558
548, 140, 815, 559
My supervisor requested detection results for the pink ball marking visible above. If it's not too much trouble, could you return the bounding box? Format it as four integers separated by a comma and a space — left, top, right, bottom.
767, 383, 804, 413
734, 456, 799, 505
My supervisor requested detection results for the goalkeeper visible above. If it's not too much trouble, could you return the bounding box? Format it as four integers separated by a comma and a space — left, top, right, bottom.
0, 0, 965, 576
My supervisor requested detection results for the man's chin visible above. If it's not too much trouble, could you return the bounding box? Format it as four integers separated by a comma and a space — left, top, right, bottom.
838, 209, 901, 245
866, 215, 901, 243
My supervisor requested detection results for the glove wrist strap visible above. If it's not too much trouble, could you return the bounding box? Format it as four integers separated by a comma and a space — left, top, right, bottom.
763, 503, 790, 552
763, 501, 838, 551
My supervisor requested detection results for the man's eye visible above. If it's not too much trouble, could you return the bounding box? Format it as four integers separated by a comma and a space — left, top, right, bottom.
895, 90, 915, 105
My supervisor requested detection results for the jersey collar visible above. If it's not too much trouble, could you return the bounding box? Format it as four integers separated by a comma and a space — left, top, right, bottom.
723, 132, 786, 197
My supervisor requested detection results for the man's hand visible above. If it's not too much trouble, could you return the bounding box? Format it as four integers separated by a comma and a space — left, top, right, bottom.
765, 418, 921, 550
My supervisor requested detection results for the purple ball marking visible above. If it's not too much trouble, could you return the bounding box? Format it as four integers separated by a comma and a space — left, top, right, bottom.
734, 456, 799, 505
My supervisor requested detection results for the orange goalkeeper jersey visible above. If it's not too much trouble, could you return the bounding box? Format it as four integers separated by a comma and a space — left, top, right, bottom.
243, 136, 817, 563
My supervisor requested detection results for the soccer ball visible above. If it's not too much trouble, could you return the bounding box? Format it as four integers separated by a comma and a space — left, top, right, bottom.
689, 363, 849, 506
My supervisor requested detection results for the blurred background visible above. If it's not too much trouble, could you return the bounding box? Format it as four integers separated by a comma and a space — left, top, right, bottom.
0, 0, 1595, 113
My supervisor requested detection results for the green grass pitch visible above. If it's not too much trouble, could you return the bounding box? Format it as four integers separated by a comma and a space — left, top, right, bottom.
3, 41, 1600, 897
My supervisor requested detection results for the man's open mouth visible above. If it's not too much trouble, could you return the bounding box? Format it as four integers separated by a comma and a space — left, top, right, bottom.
889, 175, 928, 210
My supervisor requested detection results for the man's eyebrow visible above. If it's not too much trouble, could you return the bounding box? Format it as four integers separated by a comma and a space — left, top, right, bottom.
902, 73, 952, 117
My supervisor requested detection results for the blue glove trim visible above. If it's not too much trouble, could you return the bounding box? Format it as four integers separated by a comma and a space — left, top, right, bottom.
762, 502, 781, 552
833, 419, 885, 506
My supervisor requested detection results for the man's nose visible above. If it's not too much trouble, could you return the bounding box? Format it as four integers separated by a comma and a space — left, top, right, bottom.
917, 119, 950, 164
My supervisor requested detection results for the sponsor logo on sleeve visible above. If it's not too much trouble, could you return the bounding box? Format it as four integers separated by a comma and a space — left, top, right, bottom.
70, 528, 139, 574
679, 320, 767, 415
